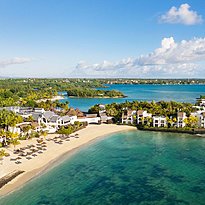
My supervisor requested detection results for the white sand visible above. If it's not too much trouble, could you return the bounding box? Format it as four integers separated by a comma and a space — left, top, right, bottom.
36, 95, 65, 103
0, 124, 136, 196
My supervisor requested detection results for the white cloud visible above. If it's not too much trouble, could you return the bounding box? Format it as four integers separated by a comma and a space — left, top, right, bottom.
73, 37, 205, 77
0, 57, 32, 67
160, 4, 203, 25
137, 37, 205, 65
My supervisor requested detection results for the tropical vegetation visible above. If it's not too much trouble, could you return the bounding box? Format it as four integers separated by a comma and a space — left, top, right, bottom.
67, 87, 125, 98
89, 100, 198, 128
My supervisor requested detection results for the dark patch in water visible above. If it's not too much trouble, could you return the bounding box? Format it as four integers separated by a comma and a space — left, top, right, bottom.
165, 174, 185, 183
190, 186, 205, 193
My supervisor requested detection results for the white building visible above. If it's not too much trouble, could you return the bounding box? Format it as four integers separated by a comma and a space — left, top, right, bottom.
136, 110, 152, 125
121, 109, 136, 124
177, 112, 187, 128
0, 106, 20, 113
38, 111, 71, 128
152, 116, 167, 127
199, 112, 205, 128
76, 114, 101, 124
197, 98, 205, 107
194, 112, 205, 128
99, 104, 106, 114
34, 108, 45, 113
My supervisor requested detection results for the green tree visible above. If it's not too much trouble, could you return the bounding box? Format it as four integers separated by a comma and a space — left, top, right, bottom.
0, 109, 23, 131
10, 138, 20, 151
40, 130, 48, 140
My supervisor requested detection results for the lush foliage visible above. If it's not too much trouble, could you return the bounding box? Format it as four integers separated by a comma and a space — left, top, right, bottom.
57, 121, 85, 135
0, 109, 23, 130
67, 87, 125, 98
89, 100, 197, 122
0, 78, 125, 108
100, 79, 205, 85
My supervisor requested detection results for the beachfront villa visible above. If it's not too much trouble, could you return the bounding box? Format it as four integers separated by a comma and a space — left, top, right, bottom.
152, 116, 167, 127
0, 106, 106, 134
196, 98, 205, 107
136, 110, 152, 125
191, 111, 205, 128
38, 111, 71, 127
199, 112, 205, 128
121, 109, 136, 124
177, 112, 187, 128
34, 111, 104, 128
77, 114, 101, 124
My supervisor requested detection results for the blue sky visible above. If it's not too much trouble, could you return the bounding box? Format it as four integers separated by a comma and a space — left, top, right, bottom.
0, 0, 204, 78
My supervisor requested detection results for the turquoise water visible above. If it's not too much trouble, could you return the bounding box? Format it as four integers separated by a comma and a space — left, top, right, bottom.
1, 131, 205, 205
60, 84, 205, 111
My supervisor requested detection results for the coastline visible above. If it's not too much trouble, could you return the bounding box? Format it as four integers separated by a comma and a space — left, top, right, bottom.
36, 95, 65, 103
0, 124, 136, 197
137, 127, 205, 136
68, 95, 127, 98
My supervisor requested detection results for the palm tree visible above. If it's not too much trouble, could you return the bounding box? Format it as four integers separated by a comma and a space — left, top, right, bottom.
40, 130, 48, 141
185, 115, 199, 128
21, 125, 31, 139
0, 129, 6, 137
6, 131, 20, 150
166, 117, 173, 128
11, 138, 20, 151
0, 109, 23, 131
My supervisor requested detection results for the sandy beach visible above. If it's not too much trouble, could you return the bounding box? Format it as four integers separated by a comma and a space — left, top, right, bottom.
36, 95, 65, 103
0, 124, 136, 196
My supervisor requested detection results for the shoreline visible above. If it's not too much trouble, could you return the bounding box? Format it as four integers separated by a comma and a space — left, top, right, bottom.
138, 127, 205, 136
36, 95, 65, 103
68, 95, 127, 99
0, 124, 136, 197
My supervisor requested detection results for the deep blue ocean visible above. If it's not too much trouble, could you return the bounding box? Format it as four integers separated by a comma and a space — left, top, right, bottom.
1, 131, 205, 205
60, 84, 205, 111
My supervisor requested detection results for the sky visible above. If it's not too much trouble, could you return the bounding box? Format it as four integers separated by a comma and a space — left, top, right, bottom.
0, 0, 204, 78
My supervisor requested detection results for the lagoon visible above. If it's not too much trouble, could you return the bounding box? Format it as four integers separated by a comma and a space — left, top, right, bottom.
60, 84, 205, 111
1, 130, 205, 205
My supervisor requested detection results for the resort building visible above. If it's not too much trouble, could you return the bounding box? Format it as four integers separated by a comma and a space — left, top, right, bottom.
0, 106, 104, 133
121, 109, 136, 124
0, 106, 20, 113
99, 104, 106, 114
196, 112, 205, 128
136, 110, 152, 125
34, 108, 45, 113
177, 112, 187, 128
200, 112, 205, 128
152, 116, 167, 127
196, 98, 205, 107
99, 112, 108, 123
37, 111, 71, 128
76, 114, 101, 124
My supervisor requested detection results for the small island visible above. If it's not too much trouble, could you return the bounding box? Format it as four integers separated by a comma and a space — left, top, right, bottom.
67, 87, 126, 98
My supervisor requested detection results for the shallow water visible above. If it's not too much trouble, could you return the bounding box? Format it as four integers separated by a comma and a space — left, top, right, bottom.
60, 84, 205, 111
1, 131, 205, 205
